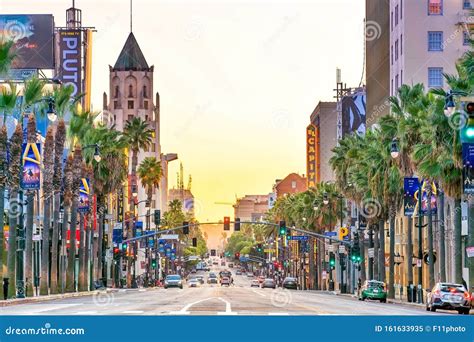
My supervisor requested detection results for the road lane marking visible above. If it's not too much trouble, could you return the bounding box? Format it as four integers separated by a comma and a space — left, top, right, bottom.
122, 310, 144, 314
251, 289, 266, 297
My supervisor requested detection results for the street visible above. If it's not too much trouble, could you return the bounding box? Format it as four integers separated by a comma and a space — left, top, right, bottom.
0, 269, 458, 316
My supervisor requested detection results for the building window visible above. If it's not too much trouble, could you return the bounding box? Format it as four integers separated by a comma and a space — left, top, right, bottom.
400, 0, 403, 19
395, 39, 399, 61
428, 67, 443, 88
291, 181, 297, 189
114, 100, 118, 109
428, 0, 442, 15
463, 0, 471, 9
143, 85, 148, 98
128, 115, 134, 121
391, 11, 394, 31
395, 74, 399, 90
128, 100, 134, 109
400, 34, 403, 55
144, 100, 149, 110
395, 5, 399, 26
401, 69, 403, 85
114, 115, 116, 122
128, 84, 133, 97
464, 30, 471, 45
391, 45, 393, 65
428, 31, 443, 51
114, 86, 119, 98
391, 79, 394, 95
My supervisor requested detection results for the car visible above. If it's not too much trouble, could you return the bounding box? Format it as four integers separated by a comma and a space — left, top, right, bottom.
426, 282, 471, 314
188, 278, 200, 287
221, 277, 231, 286
208, 277, 218, 284
247, 272, 254, 278
257, 276, 265, 284
359, 280, 387, 302
190, 268, 197, 274
213, 261, 218, 265
282, 277, 298, 290
235, 270, 242, 275
251, 279, 260, 287
164, 275, 183, 289
195, 275, 205, 284
209, 272, 217, 278
228, 263, 234, 268
261, 278, 276, 289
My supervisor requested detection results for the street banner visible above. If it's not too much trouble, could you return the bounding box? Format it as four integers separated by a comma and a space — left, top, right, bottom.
78, 178, 90, 213
58, 29, 82, 97
112, 225, 123, 244
420, 180, 437, 215
462, 143, 474, 194
21, 142, 41, 189
403, 177, 419, 216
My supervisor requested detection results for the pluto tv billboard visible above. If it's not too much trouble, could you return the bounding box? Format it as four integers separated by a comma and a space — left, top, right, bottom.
341, 90, 366, 137
0, 14, 54, 69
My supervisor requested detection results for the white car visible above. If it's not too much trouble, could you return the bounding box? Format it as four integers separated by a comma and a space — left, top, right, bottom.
251, 279, 260, 287
188, 278, 200, 288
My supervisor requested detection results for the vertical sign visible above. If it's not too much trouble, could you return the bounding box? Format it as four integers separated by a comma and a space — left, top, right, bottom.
58, 30, 82, 97
420, 180, 437, 215
78, 178, 90, 213
306, 124, 317, 188
463, 143, 474, 194
403, 177, 419, 216
21, 143, 41, 190
83, 29, 93, 111
117, 190, 124, 222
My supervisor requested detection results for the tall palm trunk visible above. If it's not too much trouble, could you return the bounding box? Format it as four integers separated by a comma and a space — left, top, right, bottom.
438, 192, 446, 282
49, 192, 60, 294
0, 126, 7, 281
373, 225, 379, 280
59, 206, 70, 293
378, 220, 385, 282
309, 238, 315, 290
406, 216, 413, 298
78, 213, 86, 292
427, 187, 435, 289
127, 149, 139, 288
7, 190, 18, 298
40, 127, 55, 296
388, 214, 395, 299
359, 230, 366, 282
61, 155, 73, 293
453, 198, 462, 284
96, 196, 105, 284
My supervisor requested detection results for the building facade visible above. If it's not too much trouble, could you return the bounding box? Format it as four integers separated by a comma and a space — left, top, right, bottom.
233, 195, 269, 222
273, 173, 307, 198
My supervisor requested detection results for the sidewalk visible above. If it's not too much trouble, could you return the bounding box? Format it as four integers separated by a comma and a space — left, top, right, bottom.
334, 291, 425, 308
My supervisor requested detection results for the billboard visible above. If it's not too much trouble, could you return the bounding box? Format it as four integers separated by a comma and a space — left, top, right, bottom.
403, 177, 419, 216
462, 143, 474, 194
341, 91, 366, 137
306, 124, 319, 188
21, 142, 41, 190
57, 29, 82, 97
78, 178, 90, 213
0, 15, 54, 69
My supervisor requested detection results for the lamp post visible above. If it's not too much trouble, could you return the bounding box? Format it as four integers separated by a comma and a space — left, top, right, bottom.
394, 252, 404, 300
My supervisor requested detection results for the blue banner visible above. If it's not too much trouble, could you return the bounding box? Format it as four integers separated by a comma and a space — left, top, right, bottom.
21, 142, 41, 190
404, 177, 419, 216
78, 178, 90, 213
112, 226, 123, 244
0, 316, 471, 342
462, 142, 474, 193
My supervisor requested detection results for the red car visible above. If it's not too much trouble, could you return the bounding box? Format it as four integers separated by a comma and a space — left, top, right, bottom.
221, 277, 231, 286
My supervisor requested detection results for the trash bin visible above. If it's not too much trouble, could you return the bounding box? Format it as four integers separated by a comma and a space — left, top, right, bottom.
328, 280, 335, 291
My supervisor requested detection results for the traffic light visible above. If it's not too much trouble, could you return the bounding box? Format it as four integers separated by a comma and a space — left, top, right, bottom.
121, 242, 127, 252
257, 244, 263, 253
113, 246, 120, 257
151, 259, 157, 269
192, 237, 197, 247
279, 220, 287, 236
223, 216, 230, 231
154, 209, 161, 225
329, 252, 336, 269
461, 102, 474, 143
234, 217, 240, 231
183, 221, 189, 234
235, 252, 240, 260
351, 234, 361, 263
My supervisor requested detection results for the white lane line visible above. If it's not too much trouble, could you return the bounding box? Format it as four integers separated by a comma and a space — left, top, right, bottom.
122, 310, 144, 314
175, 296, 234, 314
251, 289, 266, 297
268, 312, 289, 316
138, 289, 146, 292
217, 297, 233, 314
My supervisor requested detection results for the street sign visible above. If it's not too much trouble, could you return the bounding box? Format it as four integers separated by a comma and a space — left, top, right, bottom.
160, 234, 179, 240
32, 234, 41, 241
288, 235, 309, 241
368, 248, 374, 258
324, 231, 337, 237
264, 249, 276, 253
327, 245, 334, 252
338, 245, 345, 253
466, 246, 474, 258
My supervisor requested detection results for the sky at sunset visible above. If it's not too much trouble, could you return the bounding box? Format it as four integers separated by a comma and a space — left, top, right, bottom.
1, 0, 365, 222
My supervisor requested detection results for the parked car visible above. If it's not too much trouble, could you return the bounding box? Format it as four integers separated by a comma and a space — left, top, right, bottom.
282, 277, 298, 290
221, 277, 231, 286
261, 278, 276, 289
426, 282, 471, 314
235, 270, 242, 275
188, 278, 200, 288
164, 275, 183, 289
250, 279, 260, 287
358, 280, 387, 302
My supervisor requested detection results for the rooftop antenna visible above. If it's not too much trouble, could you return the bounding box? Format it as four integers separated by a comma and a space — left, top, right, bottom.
130, 0, 133, 32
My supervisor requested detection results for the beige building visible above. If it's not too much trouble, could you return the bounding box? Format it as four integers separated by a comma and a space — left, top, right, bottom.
233, 195, 269, 222
309, 102, 337, 183
390, 0, 471, 94
168, 189, 195, 217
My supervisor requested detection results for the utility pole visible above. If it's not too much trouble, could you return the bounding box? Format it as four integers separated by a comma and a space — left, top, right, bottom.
368, 228, 374, 280
417, 181, 424, 304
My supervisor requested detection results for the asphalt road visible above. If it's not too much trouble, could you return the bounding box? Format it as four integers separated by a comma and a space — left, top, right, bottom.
0, 269, 466, 316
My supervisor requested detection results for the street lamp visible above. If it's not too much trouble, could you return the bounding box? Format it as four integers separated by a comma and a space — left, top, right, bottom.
390, 138, 400, 159
46, 97, 57, 122
83, 144, 101, 163
444, 91, 456, 117
323, 193, 329, 205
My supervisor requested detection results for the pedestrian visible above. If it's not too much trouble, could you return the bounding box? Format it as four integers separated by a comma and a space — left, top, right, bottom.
3, 278, 9, 300
357, 278, 362, 296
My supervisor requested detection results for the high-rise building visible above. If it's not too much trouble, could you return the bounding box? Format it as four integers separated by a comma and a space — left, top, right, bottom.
390, 0, 471, 95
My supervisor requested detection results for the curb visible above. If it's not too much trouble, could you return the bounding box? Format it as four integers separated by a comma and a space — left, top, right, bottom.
0, 290, 106, 307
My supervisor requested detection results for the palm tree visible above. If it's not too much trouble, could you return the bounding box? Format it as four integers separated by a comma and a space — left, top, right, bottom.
138, 156, 162, 212
122, 117, 154, 287
0, 126, 7, 281
7, 124, 22, 298
40, 126, 55, 295
0, 40, 17, 74
60, 155, 73, 292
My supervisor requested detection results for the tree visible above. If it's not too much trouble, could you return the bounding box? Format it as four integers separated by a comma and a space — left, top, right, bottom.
138, 157, 162, 208
0, 40, 17, 74
0, 126, 7, 280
